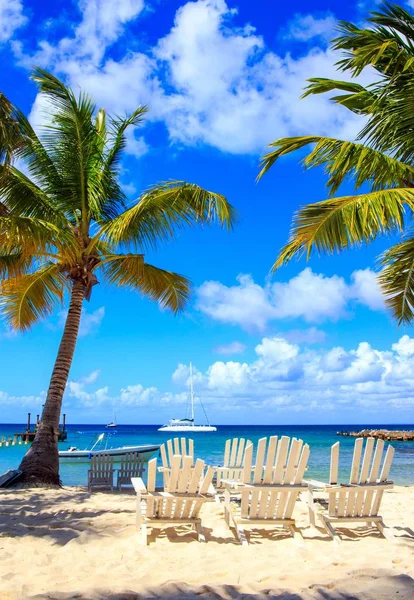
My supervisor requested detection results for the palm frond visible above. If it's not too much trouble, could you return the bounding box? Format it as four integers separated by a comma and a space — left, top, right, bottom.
31, 67, 102, 226
0, 215, 73, 254
135, 263, 191, 313
2, 166, 69, 225
259, 135, 414, 192
0, 263, 67, 330
0, 93, 23, 164
302, 78, 375, 114
333, 5, 414, 77
0, 250, 33, 278
379, 237, 414, 324
101, 181, 235, 250
273, 187, 414, 271
97, 106, 149, 222
99, 253, 145, 287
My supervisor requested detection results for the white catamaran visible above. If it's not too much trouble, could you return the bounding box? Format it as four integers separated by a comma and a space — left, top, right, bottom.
158, 363, 217, 432
106, 410, 117, 428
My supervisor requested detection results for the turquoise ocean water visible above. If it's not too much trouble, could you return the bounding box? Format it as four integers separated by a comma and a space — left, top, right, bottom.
1, 424, 413, 486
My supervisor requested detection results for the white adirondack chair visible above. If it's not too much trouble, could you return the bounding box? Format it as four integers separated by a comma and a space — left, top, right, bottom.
132, 455, 214, 544
306, 437, 394, 542
116, 452, 146, 490
159, 438, 194, 484
88, 454, 114, 491
224, 436, 310, 545
215, 437, 252, 489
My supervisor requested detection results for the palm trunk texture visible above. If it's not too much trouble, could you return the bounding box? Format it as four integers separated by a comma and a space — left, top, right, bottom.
19, 281, 85, 485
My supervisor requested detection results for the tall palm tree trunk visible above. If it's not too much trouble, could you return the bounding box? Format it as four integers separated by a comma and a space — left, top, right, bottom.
19, 280, 85, 485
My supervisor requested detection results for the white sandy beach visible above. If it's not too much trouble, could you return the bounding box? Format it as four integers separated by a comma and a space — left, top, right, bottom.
0, 485, 413, 600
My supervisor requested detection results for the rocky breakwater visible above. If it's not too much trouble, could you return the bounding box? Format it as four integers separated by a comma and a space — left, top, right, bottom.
337, 429, 414, 441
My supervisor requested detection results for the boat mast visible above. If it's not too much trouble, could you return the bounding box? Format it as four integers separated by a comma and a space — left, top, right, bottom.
190, 362, 195, 426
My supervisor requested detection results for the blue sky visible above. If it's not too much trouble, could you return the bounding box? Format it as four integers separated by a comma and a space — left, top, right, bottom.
1, 0, 414, 425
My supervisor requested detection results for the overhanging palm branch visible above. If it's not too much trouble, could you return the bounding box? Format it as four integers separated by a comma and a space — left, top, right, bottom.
259, 2, 414, 323
0, 263, 68, 330
380, 238, 414, 324
102, 181, 235, 251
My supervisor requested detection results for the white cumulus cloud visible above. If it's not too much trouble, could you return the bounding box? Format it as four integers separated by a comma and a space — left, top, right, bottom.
285, 13, 337, 42
0, 0, 26, 44
196, 267, 385, 331
14, 0, 367, 155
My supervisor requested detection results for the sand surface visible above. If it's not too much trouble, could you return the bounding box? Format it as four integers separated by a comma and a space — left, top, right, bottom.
0, 486, 413, 600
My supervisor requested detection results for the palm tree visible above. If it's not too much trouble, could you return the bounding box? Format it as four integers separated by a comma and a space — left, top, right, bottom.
258, 3, 414, 324
0, 68, 235, 485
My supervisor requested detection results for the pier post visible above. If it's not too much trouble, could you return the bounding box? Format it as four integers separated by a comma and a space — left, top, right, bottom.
62, 413, 66, 431
26, 413, 31, 433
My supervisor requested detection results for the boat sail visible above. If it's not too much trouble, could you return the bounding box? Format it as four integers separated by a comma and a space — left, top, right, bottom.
158, 363, 217, 432
106, 410, 117, 429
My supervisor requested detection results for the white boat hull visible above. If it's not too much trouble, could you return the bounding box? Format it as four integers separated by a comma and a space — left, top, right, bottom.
158, 426, 217, 432
59, 444, 159, 463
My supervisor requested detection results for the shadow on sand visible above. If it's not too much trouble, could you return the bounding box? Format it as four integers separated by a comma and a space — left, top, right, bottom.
25, 574, 414, 600
0, 488, 134, 545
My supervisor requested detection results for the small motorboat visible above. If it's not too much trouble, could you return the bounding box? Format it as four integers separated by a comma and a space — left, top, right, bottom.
59, 434, 160, 463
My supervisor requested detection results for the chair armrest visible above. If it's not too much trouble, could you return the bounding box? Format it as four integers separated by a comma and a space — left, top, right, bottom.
303, 478, 329, 489
131, 477, 147, 494
222, 479, 243, 489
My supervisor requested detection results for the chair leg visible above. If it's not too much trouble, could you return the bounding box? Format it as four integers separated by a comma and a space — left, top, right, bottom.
195, 522, 206, 543
289, 524, 305, 547
320, 516, 341, 544
235, 523, 248, 546
141, 523, 148, 545
376, 519, 395, 542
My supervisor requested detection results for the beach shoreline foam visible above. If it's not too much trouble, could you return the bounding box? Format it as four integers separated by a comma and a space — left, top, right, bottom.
1, 486, 413, 599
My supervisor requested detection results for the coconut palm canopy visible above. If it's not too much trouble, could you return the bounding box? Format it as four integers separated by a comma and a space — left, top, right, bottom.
0, 68, 235, 484
258, 3, 414, 324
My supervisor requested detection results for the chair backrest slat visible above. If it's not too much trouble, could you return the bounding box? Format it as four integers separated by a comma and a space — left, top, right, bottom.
223, 439, 231, 466
229, 438, 238, 467
147, 458, 157, 492
349, 438, 363, 484
167, 454, 182, 493
379, 445, 394, 482
253, 438, 266, 483
199, 466, 214, 494
273, 436, 289, 484
235, 438, 246, 467
330, 442, 340, 485
368, 439, 384, 483
242, 443, 253, 483
177, 455, 192, 493
188, 458, 205, 493
263, 436, 278, 484
284, 438, 302, 484
359, 437, 375, 483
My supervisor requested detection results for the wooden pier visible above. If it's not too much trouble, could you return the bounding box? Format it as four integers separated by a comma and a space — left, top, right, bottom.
3, 412, 68, 447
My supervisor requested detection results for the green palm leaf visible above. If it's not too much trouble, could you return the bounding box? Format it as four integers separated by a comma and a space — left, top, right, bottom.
273, 188, 414, 270
102, 181, 235, 251
135, 263, 191, 313
258, 136, 414, 193
380, 237, 414, 324
0, 263, 67, 330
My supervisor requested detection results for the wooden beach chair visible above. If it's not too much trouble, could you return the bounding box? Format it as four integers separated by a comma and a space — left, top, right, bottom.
224, 436, 310, 545
116, 452, 146, 490
88, 454, 114, 491
159, 437, 194, 485
215, 437, 252, 489
306, 438, 394, 542
132, 455, 215, 544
